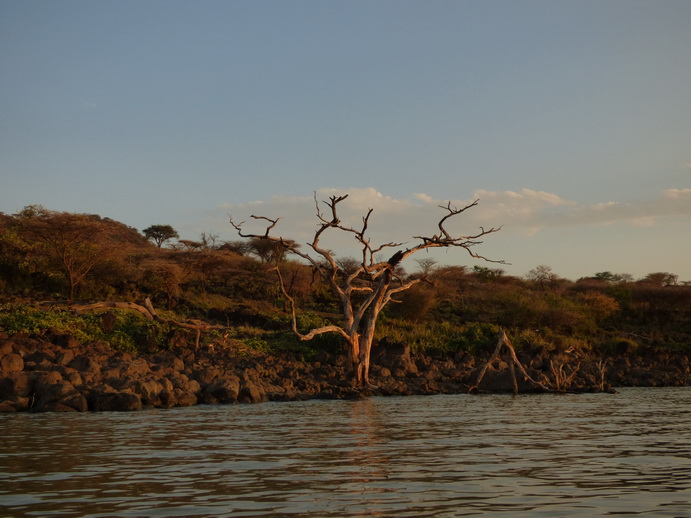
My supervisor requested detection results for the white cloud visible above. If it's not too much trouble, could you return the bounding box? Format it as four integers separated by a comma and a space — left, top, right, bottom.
413, 193, 436, 204
664, 188, 691, 199
473, 188, 574, 206
221, 188, 495, 255
214, 185, 691, 261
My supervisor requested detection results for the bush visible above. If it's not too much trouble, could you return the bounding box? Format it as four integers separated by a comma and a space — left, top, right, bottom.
0, 302, 173, 354
377, 319, 498, 355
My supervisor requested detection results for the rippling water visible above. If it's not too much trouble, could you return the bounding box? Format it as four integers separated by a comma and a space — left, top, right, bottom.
1, 387, 690, 517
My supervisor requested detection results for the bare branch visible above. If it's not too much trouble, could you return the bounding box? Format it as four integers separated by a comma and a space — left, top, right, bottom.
405, 200, 506, 264
273, 267, 350, 342
437, 199, 479, 240
229, 213, 281, 240
228, 215, 244, 233
250, 215, 279, 237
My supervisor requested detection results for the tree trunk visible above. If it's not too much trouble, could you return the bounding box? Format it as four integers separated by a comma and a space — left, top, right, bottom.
68, 275, 77, 302
347, 333, 360, 384
355, 335, 373, 386
356, 319, 378, 385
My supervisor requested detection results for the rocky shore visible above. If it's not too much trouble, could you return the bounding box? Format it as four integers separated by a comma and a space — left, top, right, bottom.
0, 331, 689, 412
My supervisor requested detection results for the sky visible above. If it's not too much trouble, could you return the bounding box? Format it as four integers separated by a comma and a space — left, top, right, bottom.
1, 0, 690, 281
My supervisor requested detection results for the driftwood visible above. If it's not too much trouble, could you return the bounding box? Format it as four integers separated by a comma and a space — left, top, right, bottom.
71, 301, 156, 320
65, 298, 227, 348
549, 359, 581, 392
469, 328, 551, 394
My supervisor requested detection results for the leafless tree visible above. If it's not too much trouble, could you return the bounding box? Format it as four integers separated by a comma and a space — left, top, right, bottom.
526, 264, 560, 291
415, 258, 438, 277
230, 193, 504, 386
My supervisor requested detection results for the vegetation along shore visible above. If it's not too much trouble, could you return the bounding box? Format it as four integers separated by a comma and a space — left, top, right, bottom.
1, 202, 689, 412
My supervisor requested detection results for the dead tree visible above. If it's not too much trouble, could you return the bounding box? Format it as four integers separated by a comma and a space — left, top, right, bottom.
230, 193, 503, 386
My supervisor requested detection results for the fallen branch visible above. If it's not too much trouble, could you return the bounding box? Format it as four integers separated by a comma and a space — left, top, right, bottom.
67, 298, 228, 348
550, 360, 581, 392
469, 328, 551, 394
71, 301, 155, 320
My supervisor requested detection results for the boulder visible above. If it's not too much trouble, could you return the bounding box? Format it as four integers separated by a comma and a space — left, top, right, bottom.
158, 389, 177, 408
186, 379, 202, 395
0, 341, 14, 356
88, 391, 143, 412
69, 355, 102, 375
472, 367, 520, 393
238, 379, 267, 404
149, 351, 184, 372
59, 392, 89, 412
24, 350, 56, 365
173, 388, 198, 407
425, 365, 443, 381
35, 382, 77, 407
372, 339, 418, 376
52, 333, 81, 349
0, 401, 17, 412
55, 349, 76, 366
1, 353, 24, 373
203, 377, 240, 403
166, 372, 192, 390
0, 372, 32, 401
124, 358, 151, 377
9, 397, 31, 411
38, 402, 79, 413
129, 378, 165, 406
61, 368, 84, 387
32, 370, 64, 389
190, 367, 221, 386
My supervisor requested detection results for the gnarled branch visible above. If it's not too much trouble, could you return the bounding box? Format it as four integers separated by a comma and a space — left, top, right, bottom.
273, 266, 350, 342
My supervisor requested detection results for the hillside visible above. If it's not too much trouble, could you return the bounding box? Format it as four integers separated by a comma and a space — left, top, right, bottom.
0, 206, 689, 412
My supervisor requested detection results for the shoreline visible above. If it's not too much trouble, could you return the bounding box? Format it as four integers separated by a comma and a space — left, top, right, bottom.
1, 331, 689, 413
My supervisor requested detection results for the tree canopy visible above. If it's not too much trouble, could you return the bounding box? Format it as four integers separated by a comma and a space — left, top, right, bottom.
143, 225, 179, 248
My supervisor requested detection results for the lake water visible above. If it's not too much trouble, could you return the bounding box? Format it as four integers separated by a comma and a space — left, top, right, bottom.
1, 388, 690, 517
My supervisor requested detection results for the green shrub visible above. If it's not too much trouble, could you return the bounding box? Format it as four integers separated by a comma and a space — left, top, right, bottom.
510, 328, 554, 352
376, 318, 498, 355
0, 302, 173, 354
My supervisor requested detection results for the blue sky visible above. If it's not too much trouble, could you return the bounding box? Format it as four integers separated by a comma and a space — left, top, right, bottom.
1, 0, 690, 281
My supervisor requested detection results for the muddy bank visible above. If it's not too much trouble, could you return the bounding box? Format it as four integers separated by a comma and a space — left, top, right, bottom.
0, 331, 689, 412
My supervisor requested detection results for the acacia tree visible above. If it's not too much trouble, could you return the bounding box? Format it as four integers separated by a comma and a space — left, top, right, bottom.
231, 193, 503, 386
526, 265, 560, 291
246, 236, 300, 264
143, 224, 179, 248
14, 206, 128, 300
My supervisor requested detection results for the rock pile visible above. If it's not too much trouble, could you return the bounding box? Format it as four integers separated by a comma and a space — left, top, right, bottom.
0, 331, 688, 412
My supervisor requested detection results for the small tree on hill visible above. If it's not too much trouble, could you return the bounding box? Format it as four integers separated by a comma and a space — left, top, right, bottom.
143, 224, 179, 248
642, 272, 678, 287
231, 193, 504, 386
14, 206, 130, 300
526, 265, 560, 291
246, 236, 300, 264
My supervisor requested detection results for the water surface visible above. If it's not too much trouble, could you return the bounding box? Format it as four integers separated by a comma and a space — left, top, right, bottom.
1, 387, 690, 517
